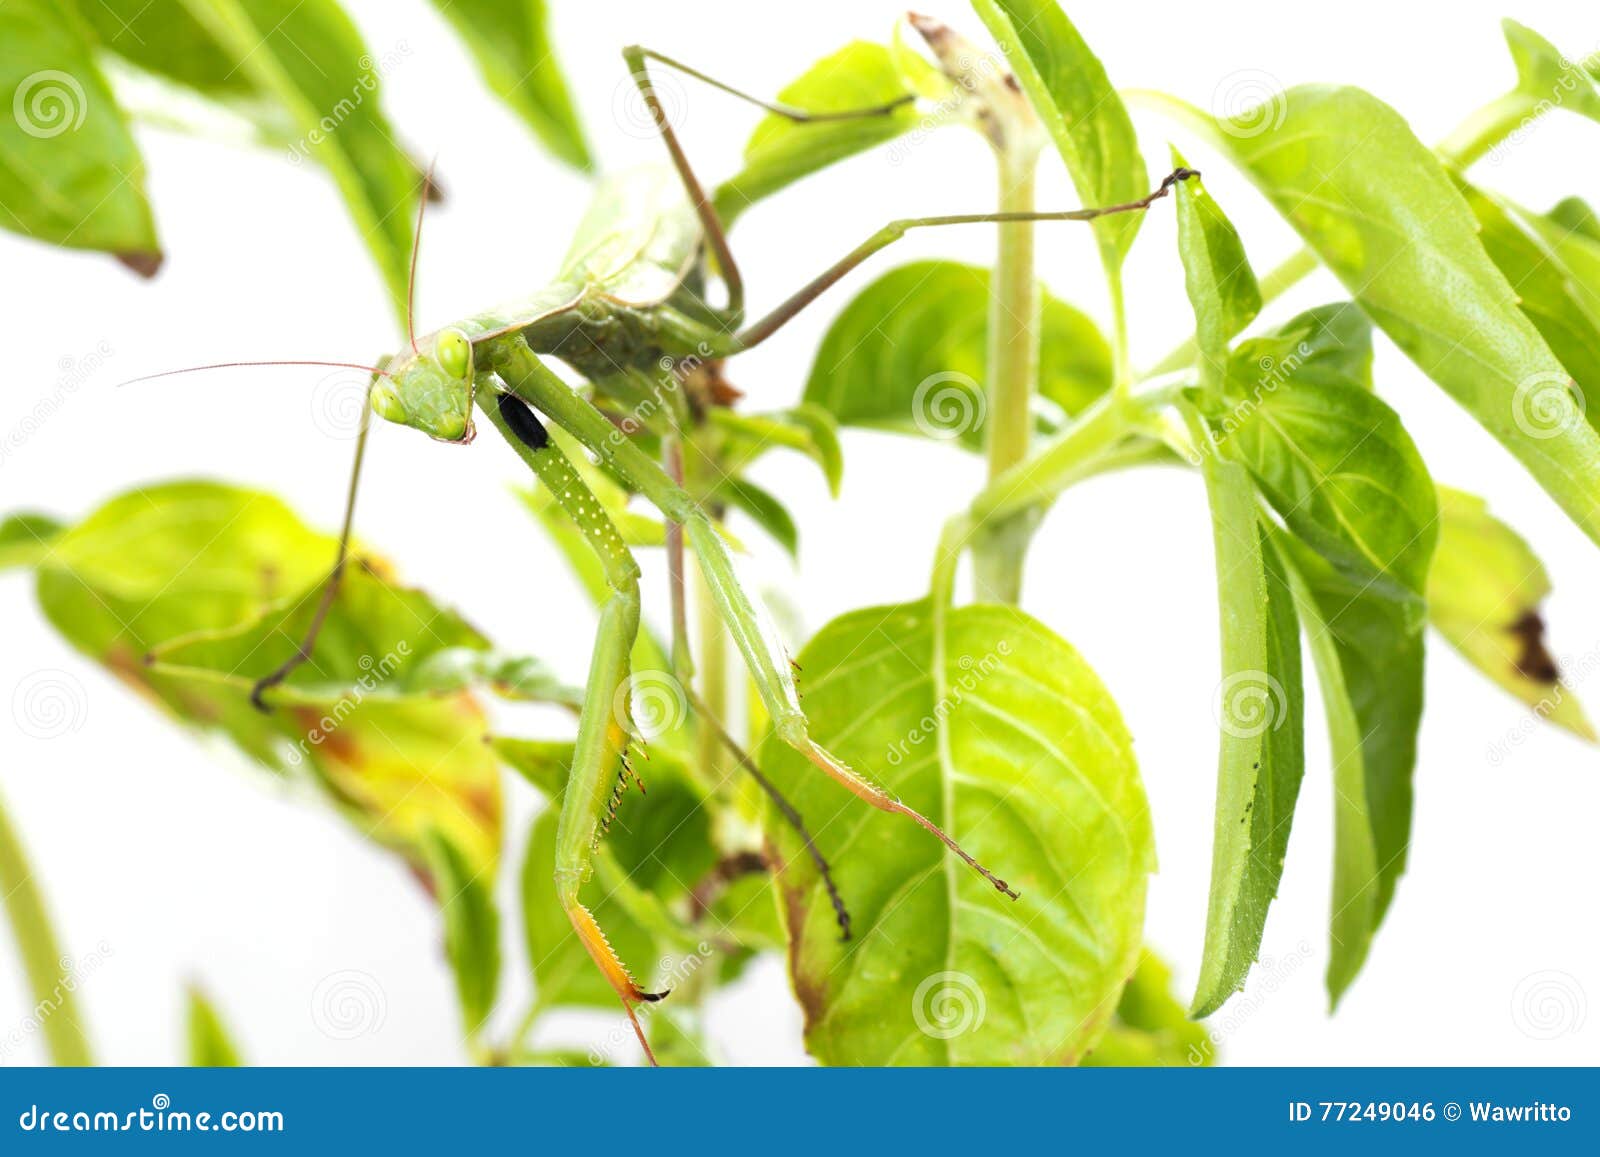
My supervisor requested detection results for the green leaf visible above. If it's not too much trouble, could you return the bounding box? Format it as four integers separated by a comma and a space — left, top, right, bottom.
969, 0, 1148, 268
422, 830, 501, 1035
713, 42, 917, 225
711, 475, 798, 559
0, 790, 93, 1065
185, 986, 244, 1066
1082, 950, 1211, 1067
0, 0, 160, 270
762, 599, 1154, 1064
75, 0, 256, 100
426, 0, 591, 171
647, 1009, 715, 1067
710, 405, 845, 498
22, 481, 504, 878
1154, 85, 1600, 550
0, 513, 63, 571
1274, 533, 1421, 1007
1198, 353, 1439, 611
804, 259, 1112, 449
176, 0, 420, 317
1428, 487, 1595, 742
1171, 147, 1260, 366
1232, 303, 1374, 393
1503, 20, 1600, 127
491, 737, 575, 798
405, 647, 581, 707
1546, 196, 1600, 242
1189, 435, 1305, 1017
1460, 180, 1600, 425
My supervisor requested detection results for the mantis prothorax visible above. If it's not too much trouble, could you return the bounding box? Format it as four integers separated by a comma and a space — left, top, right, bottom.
133, 42, 1193, 1065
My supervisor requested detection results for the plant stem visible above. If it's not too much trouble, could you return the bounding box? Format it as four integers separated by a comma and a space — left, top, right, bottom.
1436, 90, 1539, 168
680, 431, 732, 792
0, 790, 93, 1066
972, 150, 1043, 605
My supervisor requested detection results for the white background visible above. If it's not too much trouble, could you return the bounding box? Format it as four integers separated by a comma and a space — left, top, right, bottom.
1, 0, 1597, 1066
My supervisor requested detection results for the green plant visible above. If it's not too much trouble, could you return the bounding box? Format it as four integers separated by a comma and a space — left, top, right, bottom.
3, 3, 1597, 1067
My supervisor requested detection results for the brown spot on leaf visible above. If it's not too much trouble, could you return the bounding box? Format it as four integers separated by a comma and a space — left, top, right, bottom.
1507, 610, 1561, 685
290, 705, 363, 765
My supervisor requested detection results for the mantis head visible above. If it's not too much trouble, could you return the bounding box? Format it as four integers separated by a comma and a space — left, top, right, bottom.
369, 328, 476, 443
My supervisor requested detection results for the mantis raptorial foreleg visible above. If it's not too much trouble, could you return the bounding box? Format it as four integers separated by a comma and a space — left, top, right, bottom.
484, 340, 1018, 899
479, 389, 666, 1064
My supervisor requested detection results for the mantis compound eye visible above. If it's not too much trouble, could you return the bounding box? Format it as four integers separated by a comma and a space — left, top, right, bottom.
369, 380, 407, 423
436, 329, 472, 379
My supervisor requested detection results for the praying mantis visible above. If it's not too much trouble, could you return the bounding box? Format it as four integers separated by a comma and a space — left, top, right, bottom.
138, 43, 1193, 1065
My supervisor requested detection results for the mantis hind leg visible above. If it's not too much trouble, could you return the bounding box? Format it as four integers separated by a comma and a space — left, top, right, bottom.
481, 390, 666, 1065
250, 386, 375, 711
621, 44, 916, 319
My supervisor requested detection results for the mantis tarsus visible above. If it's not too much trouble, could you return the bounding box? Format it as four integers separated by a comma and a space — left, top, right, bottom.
137, 40, 1193, 1065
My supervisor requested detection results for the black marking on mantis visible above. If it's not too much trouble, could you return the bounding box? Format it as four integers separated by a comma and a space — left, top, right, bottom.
124, 40, 1194, 1065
